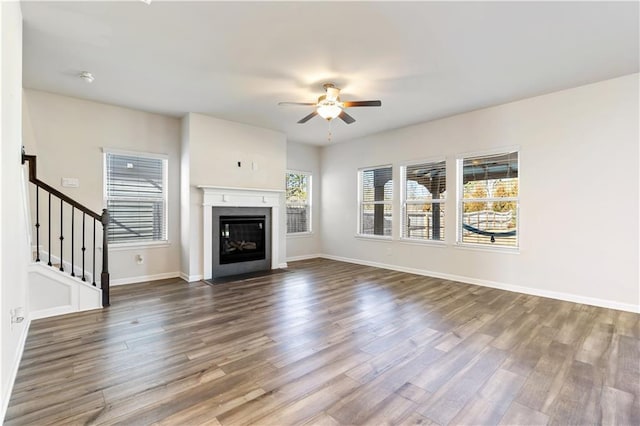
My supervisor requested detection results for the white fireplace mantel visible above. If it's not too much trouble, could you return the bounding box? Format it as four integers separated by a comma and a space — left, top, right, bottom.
198, 185, 284, 280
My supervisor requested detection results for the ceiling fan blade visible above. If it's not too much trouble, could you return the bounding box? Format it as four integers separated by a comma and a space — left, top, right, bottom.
278, 102, 316, 106
338, 110, 356, 124
297, 111, 318, 124
342, 100, 382, 108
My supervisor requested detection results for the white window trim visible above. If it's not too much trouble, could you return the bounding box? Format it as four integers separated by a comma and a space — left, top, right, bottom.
103, 148, 169, 246
285, 170, 312, 234
453, 242, 521, 254
399, 238, 446, 247
354, 234, 392, 242
102, 147, 169, 161
456, 147, 520, 252
108, 240, 171, 251
286, 231, 314, 239
400, 158, 447, 244
357, 164, 393, 238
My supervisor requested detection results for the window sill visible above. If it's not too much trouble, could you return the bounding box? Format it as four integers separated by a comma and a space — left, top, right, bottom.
399, 238, 447, 248
354, 234, 393, 242
454, 243, 520, 255
287, 232, 314, 238
108, 241, 171, 251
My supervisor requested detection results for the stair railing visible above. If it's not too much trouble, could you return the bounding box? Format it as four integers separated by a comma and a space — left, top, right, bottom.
22, 149, 110, 307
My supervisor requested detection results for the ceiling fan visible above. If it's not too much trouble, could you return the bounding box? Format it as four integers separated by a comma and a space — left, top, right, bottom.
279, 83, 382, 124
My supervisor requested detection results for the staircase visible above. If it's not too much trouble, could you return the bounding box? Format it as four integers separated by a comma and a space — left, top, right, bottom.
22, 150, 110, 318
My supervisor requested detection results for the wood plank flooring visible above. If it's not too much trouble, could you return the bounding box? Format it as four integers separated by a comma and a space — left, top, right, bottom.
5, 258, 639, 425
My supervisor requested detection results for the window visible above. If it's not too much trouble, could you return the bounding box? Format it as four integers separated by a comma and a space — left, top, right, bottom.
286, 171, 311, 234
402, 160, 446, 241
359, 166, 393, 236
104, 151, 168, 244
458, 151, 518, 248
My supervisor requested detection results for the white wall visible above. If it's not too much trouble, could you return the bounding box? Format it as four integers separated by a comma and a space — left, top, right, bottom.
286, 141, 322, 260
182, 113, 287, 280
22, 89, 182, 284
321, 74, 639, 312
0, 2, 30, 420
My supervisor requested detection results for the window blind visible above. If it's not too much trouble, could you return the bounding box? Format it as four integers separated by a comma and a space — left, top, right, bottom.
360, 166, 393, 236
462, 151, 518, 197
459, 151, 519, 247
403, 161, 446, 240
361, 167, 393, 202
105, 153, 167, 244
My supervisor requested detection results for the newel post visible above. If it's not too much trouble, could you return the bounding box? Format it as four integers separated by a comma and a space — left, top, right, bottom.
101, 208, 110, 307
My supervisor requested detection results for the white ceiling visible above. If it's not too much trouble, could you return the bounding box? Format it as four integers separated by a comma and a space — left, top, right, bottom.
21, 1, 639, 145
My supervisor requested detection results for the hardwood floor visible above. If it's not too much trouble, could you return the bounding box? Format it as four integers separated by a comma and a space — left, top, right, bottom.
6, 258, 639, 425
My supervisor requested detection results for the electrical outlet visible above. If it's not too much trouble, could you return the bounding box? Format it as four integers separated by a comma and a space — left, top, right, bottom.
10, 307, 25, 331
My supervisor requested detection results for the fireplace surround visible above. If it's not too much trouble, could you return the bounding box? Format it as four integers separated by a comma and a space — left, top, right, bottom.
199, 186, 284, 280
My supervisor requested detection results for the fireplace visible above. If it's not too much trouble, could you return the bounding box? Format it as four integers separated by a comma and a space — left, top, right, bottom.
200, 186, 284, 281
219, 215, 266, 264
211, 206, 271, 279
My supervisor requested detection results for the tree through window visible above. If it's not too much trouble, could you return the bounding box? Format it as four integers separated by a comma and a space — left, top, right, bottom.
286, 171, 311, 233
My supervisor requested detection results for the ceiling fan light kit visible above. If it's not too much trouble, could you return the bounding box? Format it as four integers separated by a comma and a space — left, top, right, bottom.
317, 103, 342, 120
279, 82, 382, 125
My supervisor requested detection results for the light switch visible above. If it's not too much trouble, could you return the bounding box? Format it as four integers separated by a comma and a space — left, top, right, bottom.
62, 178, 79, 188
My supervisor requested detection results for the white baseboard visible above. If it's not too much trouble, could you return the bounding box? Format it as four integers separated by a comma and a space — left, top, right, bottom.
30, 305, 74, 320
286, 254, 321, 262
110, 272, 181, 286
319, 254, 639, 313
180, 272, 203, 283
278, 262, 288, 269
1, 318, 31, 423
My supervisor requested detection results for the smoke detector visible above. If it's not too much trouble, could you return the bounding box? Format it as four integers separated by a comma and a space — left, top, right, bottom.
79, 71, 94, 83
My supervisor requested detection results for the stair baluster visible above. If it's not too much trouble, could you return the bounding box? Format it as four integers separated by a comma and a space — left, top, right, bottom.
71, 206, 75, 277
82, 212, 86, 281
59, 199, 64, 272
93, 219, 96, 287
35, 186, 40, 262
48, 192, 52, 266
